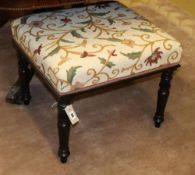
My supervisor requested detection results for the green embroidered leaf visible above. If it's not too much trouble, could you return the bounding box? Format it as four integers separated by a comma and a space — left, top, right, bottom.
120, 51, 142, 60
20, 16, 29, 24
131, 27, 154, 33
106, 62, 115, 68
71, 31, 84, 38
60, 39, 74, 43
99, 38, 121, 42
90, 11, 110, 16
66, 66, 82, 84
139, 28, 154, 32
36, 36, 40, 41
99, 57, 106, 64
78, 20, 92, 24
49, 47, 60, 56
114, 7, 120, 10
59, 24, 66, 28
81, 28, 86, 32
107, 18, 115, 25
98, 57, 115, 68
43, 47, 60, 59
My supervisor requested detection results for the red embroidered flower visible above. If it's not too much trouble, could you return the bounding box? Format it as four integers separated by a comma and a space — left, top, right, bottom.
71, 81, 84, 91
33, 44, 42, 55
144, 47, 163, 66
122, 22, 131, 25
61, 17, 72, 24
29, 21, 43, 28
118, 14, 126, 17
95, 4, 110, 9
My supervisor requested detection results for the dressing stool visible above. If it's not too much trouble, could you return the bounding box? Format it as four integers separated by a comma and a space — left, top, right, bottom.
6, 1, 182, 163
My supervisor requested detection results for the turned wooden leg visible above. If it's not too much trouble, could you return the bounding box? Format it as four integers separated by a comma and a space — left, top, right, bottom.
57, 101, 71, 163
6, 49, 34, 105
153, 69, 174, 128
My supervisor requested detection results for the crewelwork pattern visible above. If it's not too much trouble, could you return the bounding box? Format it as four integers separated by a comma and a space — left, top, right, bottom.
11, 2, 182, 95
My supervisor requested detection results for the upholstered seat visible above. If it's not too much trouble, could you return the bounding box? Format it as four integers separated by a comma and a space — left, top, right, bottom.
11, 1, 182, 96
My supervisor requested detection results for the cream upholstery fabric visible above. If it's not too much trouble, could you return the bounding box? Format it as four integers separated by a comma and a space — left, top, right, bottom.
11, 1, 182, 96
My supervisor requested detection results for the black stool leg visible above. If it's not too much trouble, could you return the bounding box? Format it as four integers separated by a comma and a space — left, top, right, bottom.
153, 69, 174, 128
6, 49, 34, 105
57, 101, 71, 163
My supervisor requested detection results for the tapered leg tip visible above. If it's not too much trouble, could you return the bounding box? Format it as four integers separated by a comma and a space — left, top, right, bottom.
154, 122, 161, 128
60, 157, 68, 163
153, 115, 164, 128
22, 95, 31, 105
58, 149, 70, 164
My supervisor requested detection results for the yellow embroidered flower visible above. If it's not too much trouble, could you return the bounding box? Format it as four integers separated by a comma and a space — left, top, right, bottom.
81, 39, 87, 47
121, 39, 135, 47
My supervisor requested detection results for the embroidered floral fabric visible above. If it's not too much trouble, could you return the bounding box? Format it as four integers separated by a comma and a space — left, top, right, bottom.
11, 1, 182, 96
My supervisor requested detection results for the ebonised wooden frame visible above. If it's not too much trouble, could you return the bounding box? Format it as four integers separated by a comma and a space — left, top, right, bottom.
6, 40, 180, 163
